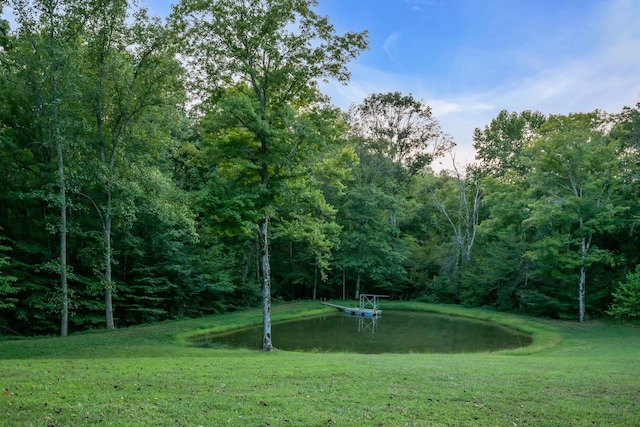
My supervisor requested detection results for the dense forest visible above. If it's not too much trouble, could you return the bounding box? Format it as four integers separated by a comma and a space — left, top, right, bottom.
1, 0, 639, 337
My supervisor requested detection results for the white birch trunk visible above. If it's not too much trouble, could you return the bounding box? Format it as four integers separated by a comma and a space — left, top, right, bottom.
259, 213, 273, 351
578, 235, 589, 323
578, 265, 586, 323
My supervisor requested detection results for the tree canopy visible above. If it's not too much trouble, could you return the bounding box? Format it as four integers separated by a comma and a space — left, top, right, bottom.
1, 1, 640, 339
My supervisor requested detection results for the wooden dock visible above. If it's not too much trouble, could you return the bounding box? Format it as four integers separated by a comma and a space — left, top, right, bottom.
321, 294, 387, 317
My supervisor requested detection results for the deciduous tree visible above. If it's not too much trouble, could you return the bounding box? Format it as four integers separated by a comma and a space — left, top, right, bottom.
523, 112, 624, 321
10, 0, 86, 336
171, 0, 368, 351
348, 92, 452, 174
473, 110, 546, 177
80, 0, 184, 329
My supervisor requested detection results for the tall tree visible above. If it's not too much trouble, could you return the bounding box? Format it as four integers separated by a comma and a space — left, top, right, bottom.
343, 92, 450, 300
608, 103, 640, 276
333, 139, 408, 299
269, 107, 349, 300
348, 92, 453, 174
427, 162, 481, 273
347, 92, 452, 270
523, 112, 624, 321
80, 1, 184, 330
171, 0, 368, 351
458, 175, 529, 309
10, 0, 85, 336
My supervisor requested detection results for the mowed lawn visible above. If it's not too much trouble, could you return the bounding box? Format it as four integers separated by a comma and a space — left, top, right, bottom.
1, 302, 638, 426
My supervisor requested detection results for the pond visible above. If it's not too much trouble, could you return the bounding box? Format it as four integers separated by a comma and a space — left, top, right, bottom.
190, 310, 532, 354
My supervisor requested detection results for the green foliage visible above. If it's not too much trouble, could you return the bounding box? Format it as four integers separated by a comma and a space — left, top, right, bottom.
608, 266, 640, 319
172, 0, 367, 347
613, 102, 640, 152
473, 109, 546, 176
518, 289, 575, 319
522, 112, 625, 320
348, 91, 452, 174
332, 144, 409, 297
416, 275, 458, 304
0, 238, 18, 310
459, 231, 526, 309
3, 0, 640, 336
171, 0, 369, 105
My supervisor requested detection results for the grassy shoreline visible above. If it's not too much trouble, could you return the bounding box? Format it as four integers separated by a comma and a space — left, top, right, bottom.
1, 301, 638, 426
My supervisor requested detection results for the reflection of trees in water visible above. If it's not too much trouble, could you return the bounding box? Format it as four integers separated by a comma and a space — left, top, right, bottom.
194, 312, 532, 353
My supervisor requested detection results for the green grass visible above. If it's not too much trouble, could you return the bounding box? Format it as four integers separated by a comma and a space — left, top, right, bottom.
1, 301, 639, 426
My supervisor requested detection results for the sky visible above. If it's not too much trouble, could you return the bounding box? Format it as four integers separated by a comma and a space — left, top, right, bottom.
6, 0, 640, 169
307, 0, 640, 169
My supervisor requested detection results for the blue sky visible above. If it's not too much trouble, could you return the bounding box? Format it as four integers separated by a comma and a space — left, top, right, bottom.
7, 0, 640, 168
310, 0, 640, 167
150, 0, 640, 168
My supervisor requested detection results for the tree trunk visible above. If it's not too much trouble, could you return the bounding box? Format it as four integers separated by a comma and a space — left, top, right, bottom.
312, 262, 318, 300
578, 235, 588, 323
389, 209, 397, 251
259, 213, 273, 351
355, 272, 361, 300
104, 184, 115, 330
578, 265, 586, 323
342, 269, 346, 300
56, 121, 68, 337
96, 83, 115, 330
47, 3, 68, 337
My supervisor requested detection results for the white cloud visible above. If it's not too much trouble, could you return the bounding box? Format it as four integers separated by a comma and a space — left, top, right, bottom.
325, 0, 640, 171
404, 0, 436, 12
485, 0, 640, 113
321, 63, 407, 109
436, 0, 640, 164
427, 99, 495, 116
382, 32, 403, 65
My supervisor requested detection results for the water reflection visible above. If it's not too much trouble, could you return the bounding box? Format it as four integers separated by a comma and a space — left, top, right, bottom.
191, 311, 532, 354
358, 316, 378, 333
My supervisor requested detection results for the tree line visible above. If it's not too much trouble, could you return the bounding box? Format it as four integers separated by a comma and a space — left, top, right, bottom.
1, 0, 639, 338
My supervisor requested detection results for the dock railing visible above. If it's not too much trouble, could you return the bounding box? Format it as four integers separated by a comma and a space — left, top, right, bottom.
359, 294, 389, 311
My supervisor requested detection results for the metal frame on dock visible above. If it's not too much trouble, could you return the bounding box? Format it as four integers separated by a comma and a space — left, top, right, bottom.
321, 294, 388, 317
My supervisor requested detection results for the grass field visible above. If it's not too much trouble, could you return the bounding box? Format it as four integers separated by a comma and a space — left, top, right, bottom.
1, 301, 638, 426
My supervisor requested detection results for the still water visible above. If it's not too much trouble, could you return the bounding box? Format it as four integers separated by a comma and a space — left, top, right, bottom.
191, 311, 532, 354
